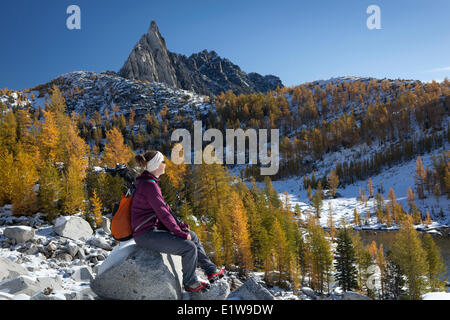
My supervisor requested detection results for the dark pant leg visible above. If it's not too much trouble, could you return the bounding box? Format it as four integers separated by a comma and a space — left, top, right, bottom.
189, 230, 217, 275
134, 229, 199, 286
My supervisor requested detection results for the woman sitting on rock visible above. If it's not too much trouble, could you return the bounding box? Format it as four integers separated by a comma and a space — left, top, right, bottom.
131, 150, 224, 293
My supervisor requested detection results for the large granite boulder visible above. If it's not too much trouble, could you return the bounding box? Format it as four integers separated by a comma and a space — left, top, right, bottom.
3, 226, 35, 244
227, 277, 275, 300
0, 257, 29, 281
53, 216, 93, 241
90, 242, 183, 300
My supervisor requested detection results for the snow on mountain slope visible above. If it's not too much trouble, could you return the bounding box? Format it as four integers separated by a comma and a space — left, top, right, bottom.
24, 71, 214, 125
252, 146, 449, 229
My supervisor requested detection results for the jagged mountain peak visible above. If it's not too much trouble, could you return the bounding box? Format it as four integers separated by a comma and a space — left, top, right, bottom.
144, 20, 167, 48
148, 20, 159, 33
118, 21, 283, 96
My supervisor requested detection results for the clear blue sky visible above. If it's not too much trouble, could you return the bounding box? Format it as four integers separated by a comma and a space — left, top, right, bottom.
1, 0, 449, 90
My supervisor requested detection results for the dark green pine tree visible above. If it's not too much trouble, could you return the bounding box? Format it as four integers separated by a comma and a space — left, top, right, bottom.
334, 227, 358, 292
382, 250, 406, 300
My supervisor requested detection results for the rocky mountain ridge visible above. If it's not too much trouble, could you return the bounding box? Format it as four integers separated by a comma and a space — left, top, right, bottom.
118, 21, 283, 96
28, 70, 211, 128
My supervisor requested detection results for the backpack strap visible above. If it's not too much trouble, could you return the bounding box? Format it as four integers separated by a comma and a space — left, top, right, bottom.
131, 179, 158, 233
133, 214, 156, 233
126, 178, 157, 197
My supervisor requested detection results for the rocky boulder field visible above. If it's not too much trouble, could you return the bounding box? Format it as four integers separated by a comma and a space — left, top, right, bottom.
0, 204, 275, 300
0, 205, 372, 300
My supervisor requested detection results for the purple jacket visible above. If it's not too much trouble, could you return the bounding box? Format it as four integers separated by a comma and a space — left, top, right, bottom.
130, 170, 189, 239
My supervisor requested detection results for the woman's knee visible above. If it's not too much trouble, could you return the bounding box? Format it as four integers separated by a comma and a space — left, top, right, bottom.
183, 238, 197, 253
189, 230, 199, 242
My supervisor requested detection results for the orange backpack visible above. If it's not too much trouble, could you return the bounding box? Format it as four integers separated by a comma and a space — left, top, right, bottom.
110, 179, 156, 241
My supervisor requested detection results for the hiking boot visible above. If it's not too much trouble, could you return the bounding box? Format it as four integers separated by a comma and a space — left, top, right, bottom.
184, 280, 210, 293
207, 268, 225, 283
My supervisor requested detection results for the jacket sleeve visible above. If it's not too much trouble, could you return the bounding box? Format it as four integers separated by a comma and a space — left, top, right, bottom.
179, 221, 190, 230
142, 182, 189, 239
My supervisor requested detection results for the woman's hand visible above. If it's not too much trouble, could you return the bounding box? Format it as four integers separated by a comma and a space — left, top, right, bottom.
186, 233, 192, 241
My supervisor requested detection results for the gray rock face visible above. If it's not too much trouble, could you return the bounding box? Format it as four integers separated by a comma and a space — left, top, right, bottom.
3, 226, 35, 244
101, 217, 111, 235
71, 266, 94, 282
227, 277, 275, 300
54, 251, 73, 262
0, 257, 29, 281
88, 236, 113, 251
64, 241, 79, 257
120, 21, 178, 88
90, 247, 183, 300
53, 216, 93, 241
119, 21, 283, 96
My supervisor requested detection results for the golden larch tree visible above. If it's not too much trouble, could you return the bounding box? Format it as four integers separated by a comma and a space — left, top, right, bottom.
101, 127, 134, 167
391, 216, 428, 300
0, 151, 15, 205
230, 192, 253, 275
39, 110, 60, 164
414, 156, 426, 199
368, 178, 374, 198
90, 190, 103, 228
11, 148, 39, 216
327, 170, 339, 198
45, 85, 66, 114
61, 155, 86, 215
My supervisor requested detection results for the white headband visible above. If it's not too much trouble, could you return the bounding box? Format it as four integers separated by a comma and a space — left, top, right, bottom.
145, 151, 164, 172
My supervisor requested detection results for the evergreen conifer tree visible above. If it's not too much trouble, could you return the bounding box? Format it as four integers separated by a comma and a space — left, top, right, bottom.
382, 250, 406, 300
334, 227, 358, 291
